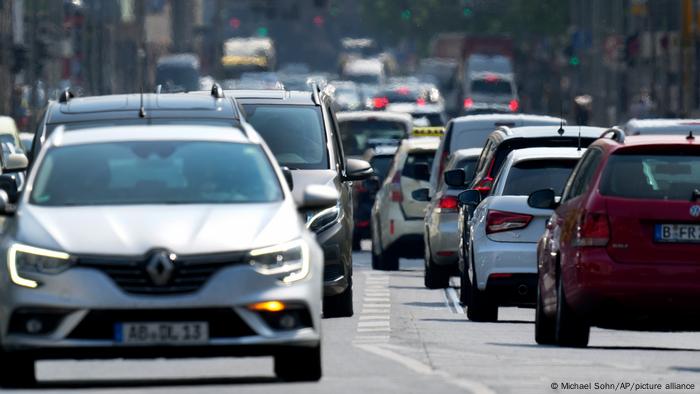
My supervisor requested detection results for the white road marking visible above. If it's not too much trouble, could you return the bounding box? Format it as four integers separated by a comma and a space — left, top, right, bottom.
359, 315, 390, 320
445, 287, 465, 314
358, 321, 390, 328
355, 343, 496, 394
362, 303, 391, 308
442, 289, 458, 314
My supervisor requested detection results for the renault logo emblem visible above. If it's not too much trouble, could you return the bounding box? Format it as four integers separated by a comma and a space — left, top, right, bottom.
146, 251, 175, 286
691, 205, 700, 218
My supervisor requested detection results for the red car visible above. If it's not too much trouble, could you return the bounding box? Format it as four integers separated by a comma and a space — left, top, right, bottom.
531, 129, 700, 347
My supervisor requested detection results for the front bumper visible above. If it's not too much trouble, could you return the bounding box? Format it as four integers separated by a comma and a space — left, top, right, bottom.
0, 253, 323, 358
563, 248, 700, 330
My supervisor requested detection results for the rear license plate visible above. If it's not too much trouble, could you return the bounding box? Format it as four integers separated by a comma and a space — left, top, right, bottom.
115, 322, 209, 344
654, 224, 700, 243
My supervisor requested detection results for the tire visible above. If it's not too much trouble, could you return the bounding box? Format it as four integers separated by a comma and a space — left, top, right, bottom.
371, 220, 382, 270
379, 248, 399, 271
352, 230, 362, 251
466, 250, 498, 322
535, 281, 556, 345
0, 352, 36, 388
424, 258, 450, 289
555, 273, 590, 347
323, 279, 354, 318
275, 344, 322, 382
459, 265, 470, 305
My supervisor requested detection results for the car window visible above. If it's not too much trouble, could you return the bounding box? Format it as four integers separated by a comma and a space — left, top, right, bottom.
31, 141, 283, 206
470, 79, 513, 95
450, 125, 496, 150
503, 159, 578, 196
402, 151, 435, 179
561, 149, 602, 202
242, 104, 328, 170
455, 157, 478, 184
339, 120, 408, 156
600, 152, 700, 201
370, 155, 393, 183
492, 137, 596, 179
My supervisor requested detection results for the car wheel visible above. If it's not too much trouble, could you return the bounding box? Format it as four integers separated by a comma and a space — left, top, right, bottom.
424, 258, 449, 289
535, 281, 556, 345
0, 352, 35, 387
379, 247, 399, 271
323, 275, 353, 318
466, 250, 498, 322
371, 221, 383, 270
274, 344, 322, 382
352, 229, 362, 251
459, 265, 470, 305
554, 272, 590, 347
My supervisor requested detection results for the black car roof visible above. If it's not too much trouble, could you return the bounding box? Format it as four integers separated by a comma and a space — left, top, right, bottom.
46, 93, 240, 125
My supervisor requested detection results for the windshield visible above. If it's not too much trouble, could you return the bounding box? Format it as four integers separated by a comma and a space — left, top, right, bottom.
31, 141, 282, 206
601, 153, 700, 200
339, 120, 408, 156
155, 66, 200, 92
503, 159, 578, 196
242, 104, 328, 169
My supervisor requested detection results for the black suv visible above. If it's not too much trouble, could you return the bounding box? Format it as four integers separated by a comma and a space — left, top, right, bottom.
29, 87, 244, 163
231, 88, 372, 318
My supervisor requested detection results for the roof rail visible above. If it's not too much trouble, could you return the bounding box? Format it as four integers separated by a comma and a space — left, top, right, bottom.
599, 127, 625, 143
58, 90, 75, 104
211, 83, 225, 99
310, 82, 321, 105
497, 125, 513, 136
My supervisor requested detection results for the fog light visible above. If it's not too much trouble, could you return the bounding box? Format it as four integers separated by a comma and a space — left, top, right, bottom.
25, 318, 43, 334
279, 313, 297, 329
249, 301, 286, 312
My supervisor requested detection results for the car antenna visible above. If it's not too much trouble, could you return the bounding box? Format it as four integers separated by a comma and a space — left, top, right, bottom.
138, 86, 147, 119
688, 130, 695, 141
577, 125, 582, 151
557, 102, 565, 136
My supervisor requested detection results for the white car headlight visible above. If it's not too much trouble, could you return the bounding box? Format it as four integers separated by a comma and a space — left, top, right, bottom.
249, 239, 310, 283
305, 203, 341, 233
7, 243, 73, 288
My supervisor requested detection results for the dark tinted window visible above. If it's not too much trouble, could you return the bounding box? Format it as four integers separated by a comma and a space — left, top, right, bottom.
370, 155, 393, 182
600, 153, 700, 200
378, 87, 422, 103
402, 151, 435, 178
503, 159, 578, 196
492, 138, 595, 178
339, 120, 408, 156
242, 104, 328, 170
471, 79, 512, 95
561, 149, 602, 202
455, 158, 478, 183
32, 141, 282, 206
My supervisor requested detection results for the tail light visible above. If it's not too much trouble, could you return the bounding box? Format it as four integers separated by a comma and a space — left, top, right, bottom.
356, 220, 370, 228
574, 212, 610, 247
463, 97, 474, 109
509, 99, 519, 112
417, 98, 426, 106
474, 176, 493, 193
437, 195, 458, 212
486, 210, 533, 234
373, 97, 389, 109
390, 172, 402, 202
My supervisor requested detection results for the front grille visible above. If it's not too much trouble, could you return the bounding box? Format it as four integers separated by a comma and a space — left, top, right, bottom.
67, 308, 255, 340
77, 251, 248, 295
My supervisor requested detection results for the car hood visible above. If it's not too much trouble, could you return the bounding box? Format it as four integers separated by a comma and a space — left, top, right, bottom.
15, 201, 302, 255
291, 170, 339, 204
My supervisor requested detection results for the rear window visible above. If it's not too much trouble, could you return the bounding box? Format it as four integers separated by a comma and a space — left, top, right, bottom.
339, 120, 408, 156
492, 138, 595, 178
455, 158, 478, 183
402, 151, 435, 179
503, 159, 578, 196
370, 155, 393, 182
412, 113, 445, 127
450, 125, 497, 150
600, 153, 700, 200
471, 79, 512, 96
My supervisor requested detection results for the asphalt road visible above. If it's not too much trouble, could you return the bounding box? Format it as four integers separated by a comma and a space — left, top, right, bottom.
4, 244, 700, 394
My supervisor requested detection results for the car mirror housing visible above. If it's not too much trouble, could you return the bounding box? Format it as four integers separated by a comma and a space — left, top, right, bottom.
444, 169, 466, 187
299, 185, 339, 211
0, 175, 19, 204
411, 188, 430, 202
344, 158, 373, 181
3, 152, 28, 173
528, 189, 557, 209
458, 189, 481, 207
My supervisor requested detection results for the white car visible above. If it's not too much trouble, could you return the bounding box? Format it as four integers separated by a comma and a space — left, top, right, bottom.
461, 147, 585, 322
371, 138, 439, 270
622, 118, 700, 136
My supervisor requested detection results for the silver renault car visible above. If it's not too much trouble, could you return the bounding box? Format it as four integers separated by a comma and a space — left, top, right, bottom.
0, 124, 334, 386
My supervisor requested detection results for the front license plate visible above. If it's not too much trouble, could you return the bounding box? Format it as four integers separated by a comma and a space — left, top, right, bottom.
654, 224, 700, 243
115, 322, 209, 345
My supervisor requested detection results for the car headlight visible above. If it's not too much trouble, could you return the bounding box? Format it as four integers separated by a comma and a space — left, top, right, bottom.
249, 239, 310, 283
305, 203, 341, 233
7, 243, 73, 288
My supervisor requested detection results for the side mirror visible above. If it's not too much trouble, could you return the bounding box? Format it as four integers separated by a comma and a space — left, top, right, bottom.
3, 152, 28, 173
411, 163, 431, 182
345, 158, 373, 181
281, 166, 294, 190
527, 189, 557, 209
444, 169, 466, 187
458, 189, 481, 207
0, 190, 15, 216
299, 185, 339, 211
0, 175, 19, 204
411, 188, 430, 202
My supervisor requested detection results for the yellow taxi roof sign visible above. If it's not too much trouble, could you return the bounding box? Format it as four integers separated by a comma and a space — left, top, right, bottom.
412, 127, 445, 137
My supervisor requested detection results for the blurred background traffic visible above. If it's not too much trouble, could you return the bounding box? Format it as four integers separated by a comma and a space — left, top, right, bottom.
1, 0, 699, 133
